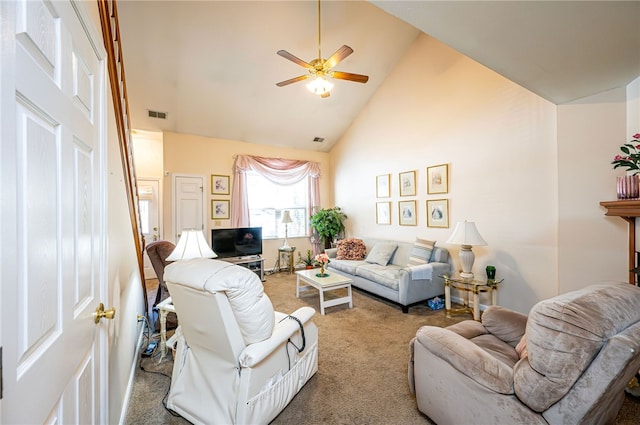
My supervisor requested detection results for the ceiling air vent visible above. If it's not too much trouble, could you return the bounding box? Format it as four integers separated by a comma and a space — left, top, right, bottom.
312, 137, 324, 143
147, 109, 168, 120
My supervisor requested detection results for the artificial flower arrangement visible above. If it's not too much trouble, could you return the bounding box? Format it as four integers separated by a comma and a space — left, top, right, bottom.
612, 133, 640, 174
315, 252, 330, 276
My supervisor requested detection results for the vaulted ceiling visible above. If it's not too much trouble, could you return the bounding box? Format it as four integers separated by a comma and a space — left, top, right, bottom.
118, 1, 640, 152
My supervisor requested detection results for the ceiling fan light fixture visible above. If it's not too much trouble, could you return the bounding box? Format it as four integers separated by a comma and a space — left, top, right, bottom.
306, 76, 333, 96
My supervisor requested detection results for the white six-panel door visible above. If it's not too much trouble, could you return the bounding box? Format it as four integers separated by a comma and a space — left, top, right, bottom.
173, 174, 206, 242
1, 1, 107, 423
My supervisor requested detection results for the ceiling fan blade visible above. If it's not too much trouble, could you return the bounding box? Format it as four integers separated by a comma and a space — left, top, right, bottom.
331, 71, 369, 84
277, 50, 314, 69
324, 45, 354, 69
276, 75, 310, 87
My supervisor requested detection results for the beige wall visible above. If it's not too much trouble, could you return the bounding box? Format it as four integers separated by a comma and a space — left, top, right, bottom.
85, 3, 146, 423
161, 132, 332, 268
330, 33, 633, 313
557, 88, 628, 295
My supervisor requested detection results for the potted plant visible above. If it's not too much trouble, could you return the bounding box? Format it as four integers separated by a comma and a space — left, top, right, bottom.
310, 207, 347, 249
297, 249, 316, 269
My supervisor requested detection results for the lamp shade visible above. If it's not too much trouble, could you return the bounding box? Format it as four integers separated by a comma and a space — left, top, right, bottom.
281, 210, 293, 224
166, 229, 217, 261
446, 221, 487, 247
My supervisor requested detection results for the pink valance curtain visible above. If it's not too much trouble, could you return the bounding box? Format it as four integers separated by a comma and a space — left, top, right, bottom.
231, 155, 321, 229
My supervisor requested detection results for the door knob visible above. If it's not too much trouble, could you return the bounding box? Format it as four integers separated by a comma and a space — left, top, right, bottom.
94, 303, 116, 324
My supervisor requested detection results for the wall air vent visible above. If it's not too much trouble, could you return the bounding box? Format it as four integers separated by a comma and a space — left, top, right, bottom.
312, 137, 324, 143
147, 110, 168, 120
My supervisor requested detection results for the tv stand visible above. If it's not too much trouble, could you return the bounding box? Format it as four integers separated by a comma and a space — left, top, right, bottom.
221, 255, 265, 282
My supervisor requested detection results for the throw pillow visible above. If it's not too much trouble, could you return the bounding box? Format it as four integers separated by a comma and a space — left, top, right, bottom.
365, 242, 398, 266
407, 237, 436, 266
336, 238, 367, 260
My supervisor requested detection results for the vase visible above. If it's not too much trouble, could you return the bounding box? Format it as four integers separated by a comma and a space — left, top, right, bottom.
617, 175, 640, 199
320, 265, 325, 276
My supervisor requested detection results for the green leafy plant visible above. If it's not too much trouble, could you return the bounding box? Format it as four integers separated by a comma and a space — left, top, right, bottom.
612, 133, 640, 174
297, 249, 315, 267
310, 207, 347, 249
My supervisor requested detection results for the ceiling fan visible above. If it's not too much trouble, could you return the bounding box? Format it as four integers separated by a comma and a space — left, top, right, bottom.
276, 0, 369, 98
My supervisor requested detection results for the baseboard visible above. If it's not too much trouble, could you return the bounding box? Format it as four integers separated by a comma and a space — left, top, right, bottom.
450, 295, 489, 313
117, 320, 146, 425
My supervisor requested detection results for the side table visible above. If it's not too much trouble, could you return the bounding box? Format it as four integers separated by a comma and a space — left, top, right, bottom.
277, 246, 296, 274
441, 275, 503, 321
156, 296, 177, 361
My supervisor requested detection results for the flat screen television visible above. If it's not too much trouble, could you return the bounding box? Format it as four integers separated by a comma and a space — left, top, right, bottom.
211, 227, 263, 259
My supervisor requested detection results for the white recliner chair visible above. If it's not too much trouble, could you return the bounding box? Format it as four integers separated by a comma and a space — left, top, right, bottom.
164, 258, 318, 425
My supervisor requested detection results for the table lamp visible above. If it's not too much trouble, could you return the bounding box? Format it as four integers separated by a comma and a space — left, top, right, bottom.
166, 229, 217, 261
281, 210, 293, 249
446, 221, 487, 279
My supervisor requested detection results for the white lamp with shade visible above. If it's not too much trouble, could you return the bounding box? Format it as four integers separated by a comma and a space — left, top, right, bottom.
166, 229, 217, 261
446, 221, 487, 279
281, 210, 293, 249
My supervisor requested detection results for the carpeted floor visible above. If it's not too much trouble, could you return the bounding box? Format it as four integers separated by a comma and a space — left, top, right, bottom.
125, 272, 640, 424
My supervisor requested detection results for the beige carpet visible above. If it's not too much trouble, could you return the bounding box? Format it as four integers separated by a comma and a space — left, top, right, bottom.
126, 272, 640, 424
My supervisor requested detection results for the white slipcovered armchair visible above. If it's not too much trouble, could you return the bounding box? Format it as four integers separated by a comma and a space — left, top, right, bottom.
164, 258, 318, 425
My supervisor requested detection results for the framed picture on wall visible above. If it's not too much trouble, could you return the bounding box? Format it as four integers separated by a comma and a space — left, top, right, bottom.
399, 170, 417, 197
376, 174, 391, 198
376, 202, 391, 225
399, 200, 417, 226
427, 164, 449, 194
427, 199, 449, 228
211, 174, 230, 195
212, 199, 230, 219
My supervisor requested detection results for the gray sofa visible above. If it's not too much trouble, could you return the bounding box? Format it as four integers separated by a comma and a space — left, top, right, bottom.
325, 237, 453, 313
409, 281, 640, 424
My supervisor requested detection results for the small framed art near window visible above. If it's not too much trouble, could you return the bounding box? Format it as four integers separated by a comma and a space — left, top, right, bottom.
376, 202, 391, 225
376, 174, 390, 198
427, 164, 448, 194
399, 200, 417, 226
212, 199, 230, 219
426, 199, 449, 228
399, 170, 416, 197
211, 174, 230, 195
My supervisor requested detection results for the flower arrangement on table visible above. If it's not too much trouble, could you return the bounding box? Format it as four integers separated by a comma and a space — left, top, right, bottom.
612, 133, 640, 174
612, 133, 640, 199
315, 253, 330, 276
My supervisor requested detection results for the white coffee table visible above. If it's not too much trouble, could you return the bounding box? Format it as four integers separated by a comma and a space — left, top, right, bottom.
296, 269, 353, 315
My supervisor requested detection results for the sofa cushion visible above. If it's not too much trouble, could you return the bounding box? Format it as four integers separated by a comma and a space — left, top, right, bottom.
355, 263, 403, 290
407, 237, 435, 266
336, 238, 367, 260
329, 259, 368, 275
365, 242, 398, 266
430, 246, 450, 263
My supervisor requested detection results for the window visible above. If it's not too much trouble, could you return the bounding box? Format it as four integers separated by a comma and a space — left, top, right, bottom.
246, 171, 308, 239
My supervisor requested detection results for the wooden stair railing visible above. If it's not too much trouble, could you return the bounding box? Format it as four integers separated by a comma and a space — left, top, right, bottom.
97, 0, 149, 315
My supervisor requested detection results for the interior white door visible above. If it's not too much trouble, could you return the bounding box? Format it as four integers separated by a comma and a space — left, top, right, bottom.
138, 178, 161, 279
1, 1, 108, 423
173, 174, 205, 241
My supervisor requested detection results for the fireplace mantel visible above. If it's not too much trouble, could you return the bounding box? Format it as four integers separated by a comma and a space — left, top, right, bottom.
600, 199, 640, 284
